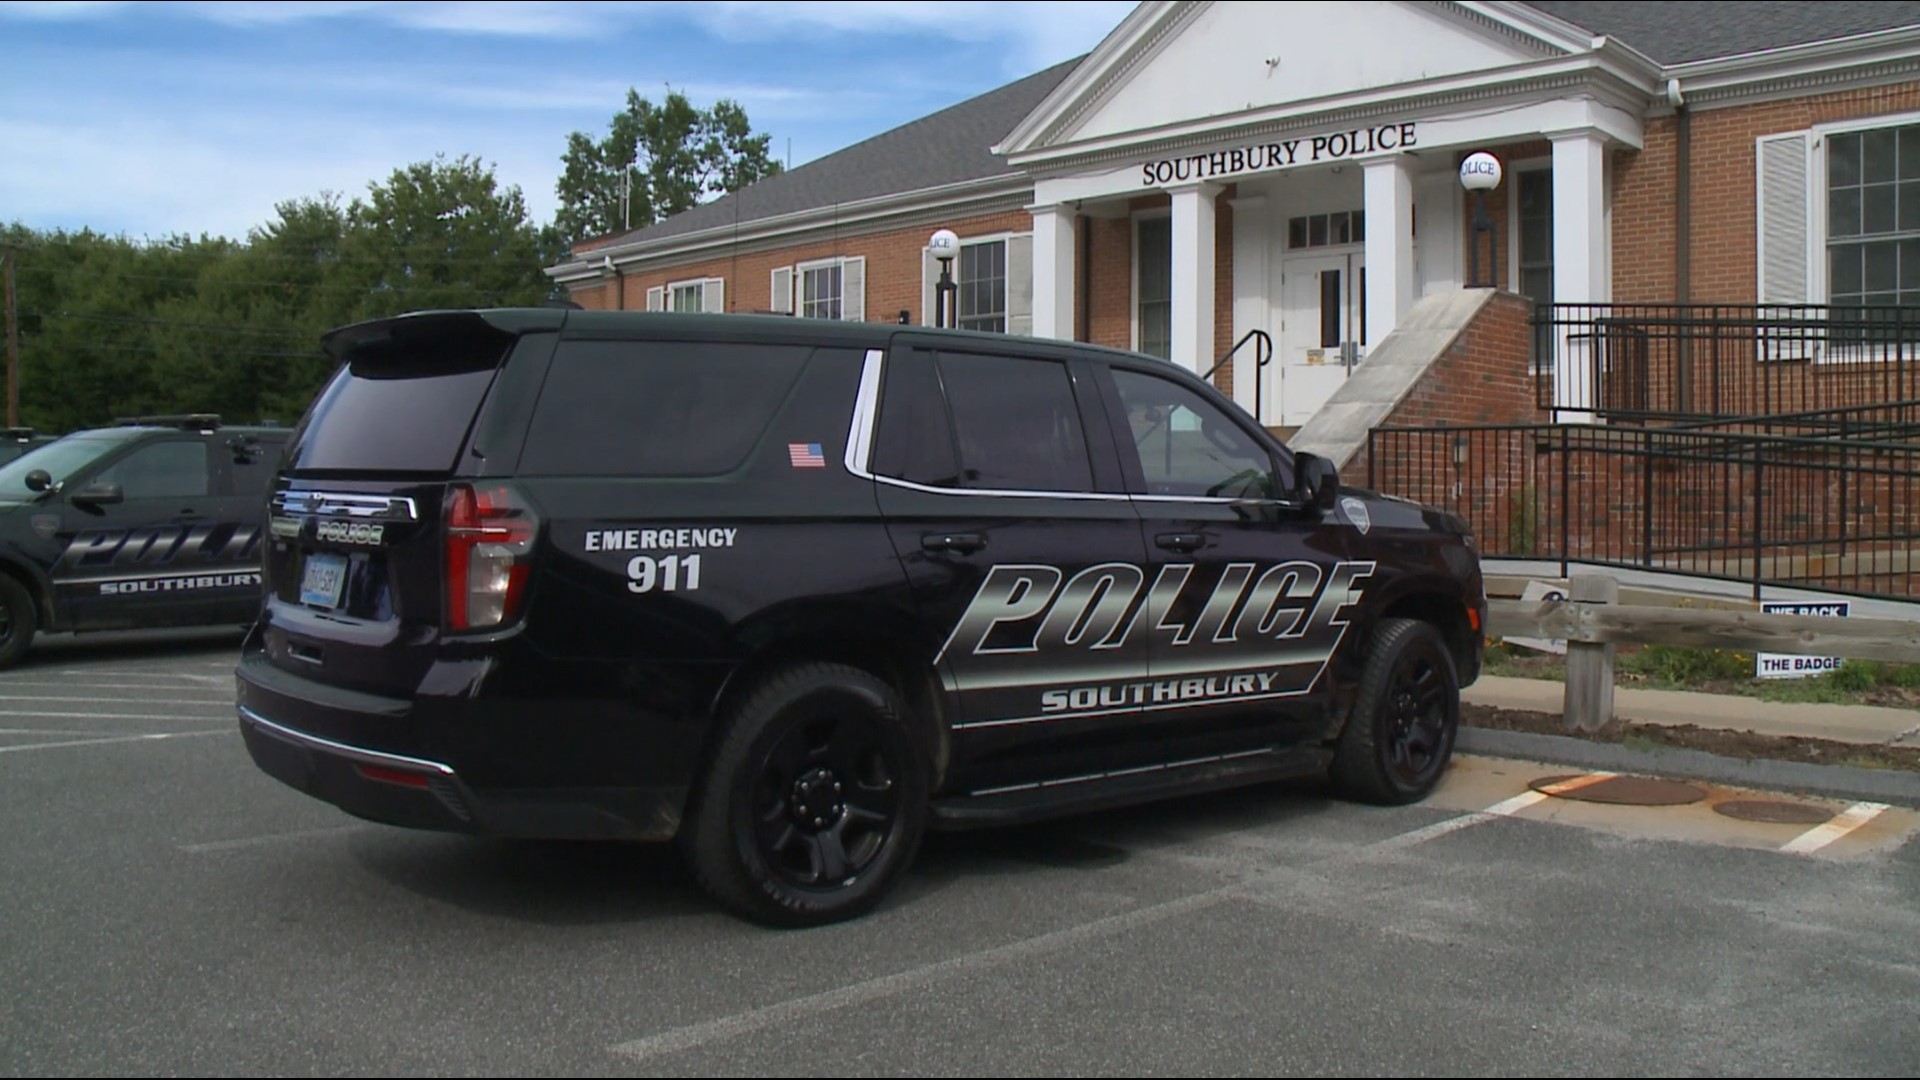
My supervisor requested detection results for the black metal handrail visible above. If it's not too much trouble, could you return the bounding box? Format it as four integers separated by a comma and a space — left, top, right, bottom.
1200, 329, 1274, 423
1366, 420, 1918, 602
1533, 303, 1920, 423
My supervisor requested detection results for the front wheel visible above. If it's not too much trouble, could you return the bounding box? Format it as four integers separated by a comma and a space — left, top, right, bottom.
1330, 618, 1459, 804
679, 663, 929, 928
0, 575, 37, 670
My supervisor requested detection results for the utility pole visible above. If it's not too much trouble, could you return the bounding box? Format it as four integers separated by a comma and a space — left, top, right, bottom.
3, 247, 17, 428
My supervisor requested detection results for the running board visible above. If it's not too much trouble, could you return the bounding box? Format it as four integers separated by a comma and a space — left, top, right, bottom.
929, 746, 1332, 830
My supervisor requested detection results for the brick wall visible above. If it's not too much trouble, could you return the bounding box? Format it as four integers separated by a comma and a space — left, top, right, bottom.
1347, 291, 1543, 482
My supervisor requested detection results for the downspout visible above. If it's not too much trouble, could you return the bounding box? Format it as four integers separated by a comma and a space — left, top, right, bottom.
602, 256, 624, 311
1670, 77, 1691, 410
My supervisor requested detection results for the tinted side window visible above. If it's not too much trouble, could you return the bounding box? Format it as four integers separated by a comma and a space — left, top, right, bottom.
95, 440, 209, 499
938, 352, 1093, 493
519, 340, 809, 477
872, 350, 959, 487
1111, 367, 1282, 498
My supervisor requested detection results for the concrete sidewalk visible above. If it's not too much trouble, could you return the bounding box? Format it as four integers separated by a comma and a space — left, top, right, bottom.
1463, 675, 1920, 748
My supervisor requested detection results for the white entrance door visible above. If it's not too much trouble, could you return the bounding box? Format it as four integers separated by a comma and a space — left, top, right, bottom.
1273, 252, 1365, 427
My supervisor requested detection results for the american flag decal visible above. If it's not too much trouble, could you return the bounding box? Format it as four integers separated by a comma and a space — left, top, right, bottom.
788, 442, 826, 468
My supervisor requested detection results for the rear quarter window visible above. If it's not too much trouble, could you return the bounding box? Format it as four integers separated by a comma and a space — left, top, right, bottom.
516, 339, 811, 477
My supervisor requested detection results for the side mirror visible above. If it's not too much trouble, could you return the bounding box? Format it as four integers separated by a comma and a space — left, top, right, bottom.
24, 469, 54, 493
71, 481, 124, 507
1295, 452, 1339, 513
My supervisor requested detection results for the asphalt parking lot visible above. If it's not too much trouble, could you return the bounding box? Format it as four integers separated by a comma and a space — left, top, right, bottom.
3, 630, 1917, 1077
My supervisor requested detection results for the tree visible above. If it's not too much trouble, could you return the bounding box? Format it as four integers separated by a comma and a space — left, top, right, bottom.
3, 155, 558, 430
555, 89, 783, 242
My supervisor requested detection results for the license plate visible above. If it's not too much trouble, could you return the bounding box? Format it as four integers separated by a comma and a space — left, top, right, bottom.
299, 552, 347, 609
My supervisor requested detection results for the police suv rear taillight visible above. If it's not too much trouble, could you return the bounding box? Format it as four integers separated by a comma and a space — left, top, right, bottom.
444, 483, 537, 631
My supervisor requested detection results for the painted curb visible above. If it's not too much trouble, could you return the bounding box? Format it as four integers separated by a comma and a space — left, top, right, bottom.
1459, 726, 1920, 809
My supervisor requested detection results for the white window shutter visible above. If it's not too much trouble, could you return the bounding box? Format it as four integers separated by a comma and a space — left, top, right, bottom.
703, 277, 724, 314
1757, 132, 1812, 305
646, 285, 665, 312
770, 267, 792, 314
921, 248, 940, 326
1007, 233, 1034, 335
841, 257, 865, 322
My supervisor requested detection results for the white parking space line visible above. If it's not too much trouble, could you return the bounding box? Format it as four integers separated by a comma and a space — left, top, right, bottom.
0, 727, 146, 738
611, 791, 1599, 1063
0, 730, 227, 754
180, 825, 368, 854
0, 682, 230, 693
0, 707, 229, 720
1366, 773, 1617, 854
0, 695, 234, 707
1781, 802, 1890, 854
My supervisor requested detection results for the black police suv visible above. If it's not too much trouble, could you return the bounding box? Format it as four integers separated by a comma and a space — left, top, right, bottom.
237, 310, 1486, 927
0, 416, 288, 668
1, 427, 57, 466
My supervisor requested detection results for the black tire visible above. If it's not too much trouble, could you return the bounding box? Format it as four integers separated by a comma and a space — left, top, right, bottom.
679, 663, 929, 928
0, 574, 36, 670
1330, 618, 1459, 805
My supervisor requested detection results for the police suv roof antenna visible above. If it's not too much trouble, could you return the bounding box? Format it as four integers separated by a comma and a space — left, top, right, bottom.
929, 228, 960, 329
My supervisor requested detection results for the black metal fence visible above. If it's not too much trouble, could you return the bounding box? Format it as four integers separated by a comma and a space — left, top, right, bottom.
1367, 421, 1919, 601
1535, 304, 1920, 422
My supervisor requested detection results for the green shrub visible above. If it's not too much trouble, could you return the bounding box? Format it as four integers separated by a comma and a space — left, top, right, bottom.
1823, 660, 1879, 693
1620, 645, 1756, 684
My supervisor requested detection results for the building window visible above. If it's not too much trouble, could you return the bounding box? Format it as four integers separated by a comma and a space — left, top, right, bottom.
801, 263, 842, 320
791, 257, 865, 321
649, 277, 722, 313
958, 240, 1007, 332
1827, 124, 1920, 311
1137, 216, 1172, 360
1288, 210, 1365, 250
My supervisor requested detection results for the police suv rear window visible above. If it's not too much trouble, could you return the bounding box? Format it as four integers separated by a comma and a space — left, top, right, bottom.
287, 358, 500, 474
939, 352, 1093, 493
516, 340, 809, 478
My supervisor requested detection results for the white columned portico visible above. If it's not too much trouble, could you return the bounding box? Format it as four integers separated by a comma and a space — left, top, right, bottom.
1362, 156, 1415, 345
1551, 129, 1609, 423
1029, 203, 1077, 341
1170, 182, 1220, 375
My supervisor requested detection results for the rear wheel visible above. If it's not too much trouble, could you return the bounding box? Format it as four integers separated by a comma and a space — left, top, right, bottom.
0, 575, 36, 670
680, 663, 929, 927
1330, 618, 1459, 804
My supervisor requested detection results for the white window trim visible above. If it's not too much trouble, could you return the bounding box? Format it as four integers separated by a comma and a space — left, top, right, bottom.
1132, 208, 1172, 356
666, 276, 721, 313
1804, 111, 1920, 363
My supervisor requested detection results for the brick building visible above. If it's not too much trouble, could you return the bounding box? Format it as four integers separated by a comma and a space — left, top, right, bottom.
547, 0, 1920, 433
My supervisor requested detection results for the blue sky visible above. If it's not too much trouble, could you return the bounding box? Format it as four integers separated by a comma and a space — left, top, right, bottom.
1, 0, 1135, 241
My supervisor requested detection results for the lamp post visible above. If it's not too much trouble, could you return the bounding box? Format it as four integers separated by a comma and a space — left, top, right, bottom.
929, 228, 960, 328
1460, 151, 1502, 289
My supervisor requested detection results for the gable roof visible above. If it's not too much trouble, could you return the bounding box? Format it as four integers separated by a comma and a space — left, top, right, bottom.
1518, 1, 1920, 65
576, 56, 1081, 254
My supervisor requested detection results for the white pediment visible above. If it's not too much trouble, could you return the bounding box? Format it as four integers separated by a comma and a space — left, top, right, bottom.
1014, 1, 1581, 152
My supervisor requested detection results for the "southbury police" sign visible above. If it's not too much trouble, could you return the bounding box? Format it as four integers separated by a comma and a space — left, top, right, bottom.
1141, 123, 1419, 187
1756, 601, 1850, 679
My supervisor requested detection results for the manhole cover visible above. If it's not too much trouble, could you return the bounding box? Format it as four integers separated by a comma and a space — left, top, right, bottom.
1530, 774, 1708, 806
1713, 799, 1833, 825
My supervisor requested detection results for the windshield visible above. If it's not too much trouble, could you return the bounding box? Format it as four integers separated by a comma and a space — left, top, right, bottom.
0, 432, 140, 499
